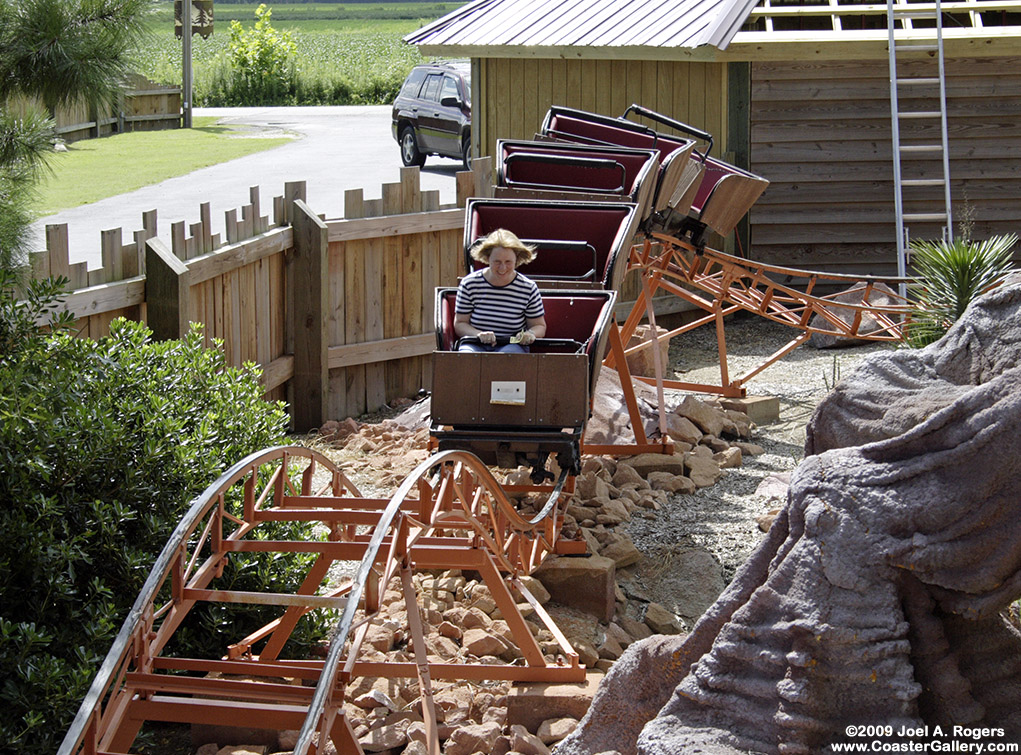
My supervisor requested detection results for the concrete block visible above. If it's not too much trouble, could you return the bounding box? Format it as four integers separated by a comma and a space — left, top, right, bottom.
719, 395, 780, 425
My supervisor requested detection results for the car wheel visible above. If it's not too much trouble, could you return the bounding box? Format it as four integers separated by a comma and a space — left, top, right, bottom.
461, 135, 472, 171
400, 126, 426, 167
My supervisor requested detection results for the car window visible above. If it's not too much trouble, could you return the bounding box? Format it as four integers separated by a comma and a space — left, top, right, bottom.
440, 75, 460, 104
420, 74, 443, 103
400, 68, 427, 98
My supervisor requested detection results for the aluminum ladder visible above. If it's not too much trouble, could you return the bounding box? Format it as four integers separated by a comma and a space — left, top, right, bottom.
887, 0, 954, 286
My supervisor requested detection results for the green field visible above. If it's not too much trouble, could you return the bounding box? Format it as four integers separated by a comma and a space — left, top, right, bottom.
133, 2, 466, 105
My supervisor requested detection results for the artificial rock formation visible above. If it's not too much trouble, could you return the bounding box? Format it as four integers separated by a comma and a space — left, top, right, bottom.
558, 280, 1021, 754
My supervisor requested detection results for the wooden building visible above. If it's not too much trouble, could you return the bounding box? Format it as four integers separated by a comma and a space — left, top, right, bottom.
407, 0, 1021, 276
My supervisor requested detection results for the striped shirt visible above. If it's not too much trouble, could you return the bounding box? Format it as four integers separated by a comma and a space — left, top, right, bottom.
455, 269, 544, 338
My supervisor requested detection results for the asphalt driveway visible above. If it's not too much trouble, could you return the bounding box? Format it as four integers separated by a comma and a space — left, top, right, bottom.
30, 105, 461, 269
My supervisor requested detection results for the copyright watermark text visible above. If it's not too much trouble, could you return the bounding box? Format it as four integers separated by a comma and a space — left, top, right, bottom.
832, 725, 1018, 753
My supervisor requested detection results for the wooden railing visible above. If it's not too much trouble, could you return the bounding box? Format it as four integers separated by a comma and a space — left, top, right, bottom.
30, 161, 498, 429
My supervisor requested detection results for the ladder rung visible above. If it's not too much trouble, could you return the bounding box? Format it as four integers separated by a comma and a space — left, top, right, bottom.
895, 44, 939, 52
902, 179, 946, 186
898, 77, 940, 85
899, 111, 942, 119
904, 212, 948, 222
900, 144, 942, 153
893, 10, 939, 18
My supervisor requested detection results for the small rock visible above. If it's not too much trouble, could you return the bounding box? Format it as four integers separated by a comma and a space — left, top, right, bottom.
599, 533, 642, 568
615, 615, 652, 643
644, 602, 682, 634
597, 498, 631, 525
483, 705, 508, 725
358, 718, 410, 752
538, 717, 579, 745
575, 471, 611, 501
713, 447, 743, 469
622, 452, 687, 477
674, 395, 727, 437
684, 454, 722, 487
403, 741, 429, 755
699, 434, 730, 453
646, 471, 695, 494
443, 721, 502, 755
509, 724, 552, 755
733, 440, 765, 456
596, 631, 624, 661
611, 463, 648, 489
665, 413, 703, 445
757, 507, 782, 532
438, 620, 463, 640
462, 628, 507, 657
514, 575, 551, 604
354, 688, 400, 711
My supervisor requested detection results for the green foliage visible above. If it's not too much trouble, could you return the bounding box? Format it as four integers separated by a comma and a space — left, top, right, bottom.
0, 274, 329, 755
906, 234, 1018, 347
132, 9, 428, 106
215, 3, 300, 104
0, 0, 154, 275
0, 0, 154, 113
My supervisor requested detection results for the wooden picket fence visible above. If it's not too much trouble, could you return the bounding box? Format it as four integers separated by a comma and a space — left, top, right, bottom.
31, 161, 496, 428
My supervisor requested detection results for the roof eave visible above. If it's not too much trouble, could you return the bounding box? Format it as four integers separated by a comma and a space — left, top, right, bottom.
413, 42, 727, 62
414, 26, 1021, 63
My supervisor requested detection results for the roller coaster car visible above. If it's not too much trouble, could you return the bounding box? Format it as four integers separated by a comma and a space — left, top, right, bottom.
540, 104, 705, 222
463, 197, 640, 291
540, 104, 769, 248
431, 287, 616, 478
650, 155, 770, 250
494, 139, 660, 223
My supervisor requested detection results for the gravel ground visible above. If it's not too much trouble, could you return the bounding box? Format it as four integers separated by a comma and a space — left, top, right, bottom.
624, 311, 898, 588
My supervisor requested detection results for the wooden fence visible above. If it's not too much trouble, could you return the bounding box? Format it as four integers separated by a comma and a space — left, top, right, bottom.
9, 73, 181, 143
31, 162, 496, 429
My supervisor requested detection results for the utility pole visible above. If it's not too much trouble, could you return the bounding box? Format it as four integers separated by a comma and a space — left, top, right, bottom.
182, 0, 192, 128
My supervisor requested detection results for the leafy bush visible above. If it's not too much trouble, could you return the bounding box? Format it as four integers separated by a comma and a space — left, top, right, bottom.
0, 274, 329, 754
906, 234, 1018, 347
214, 3, 300, 105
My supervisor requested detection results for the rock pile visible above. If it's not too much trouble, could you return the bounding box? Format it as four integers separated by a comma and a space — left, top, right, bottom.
189, 391, 765, 754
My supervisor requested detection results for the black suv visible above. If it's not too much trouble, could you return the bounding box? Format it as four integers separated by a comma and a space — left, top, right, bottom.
392, 60, 471, 169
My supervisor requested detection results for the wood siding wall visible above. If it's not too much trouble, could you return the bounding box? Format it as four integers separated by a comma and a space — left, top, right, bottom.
749, 57, 1021, 276
475, 58, 731, 163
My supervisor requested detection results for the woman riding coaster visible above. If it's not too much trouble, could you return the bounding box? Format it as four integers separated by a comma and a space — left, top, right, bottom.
454, 228, 547, 353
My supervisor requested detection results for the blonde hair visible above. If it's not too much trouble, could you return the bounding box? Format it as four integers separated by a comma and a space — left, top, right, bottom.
469, 228, 537, 266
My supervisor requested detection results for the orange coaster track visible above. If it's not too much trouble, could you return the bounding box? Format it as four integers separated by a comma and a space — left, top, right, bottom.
59, 446, 584, 755
613, 233, 915, 397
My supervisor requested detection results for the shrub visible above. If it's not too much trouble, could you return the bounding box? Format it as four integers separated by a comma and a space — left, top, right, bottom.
216, 3, 300, 105
906, 233, 1018, 347
0, 275, 327, 754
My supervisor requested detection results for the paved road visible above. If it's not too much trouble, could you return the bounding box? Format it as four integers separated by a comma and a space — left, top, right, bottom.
30, 105, 461, 269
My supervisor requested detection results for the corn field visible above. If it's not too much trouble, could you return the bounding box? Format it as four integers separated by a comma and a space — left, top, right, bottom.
131, 5, 462, 105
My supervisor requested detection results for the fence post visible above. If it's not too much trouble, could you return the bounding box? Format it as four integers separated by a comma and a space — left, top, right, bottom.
288, 199, 328, 432
146, 237, 190, 341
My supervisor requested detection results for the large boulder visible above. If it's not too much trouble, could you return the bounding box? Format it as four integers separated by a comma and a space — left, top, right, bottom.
558, 279, 1021, 754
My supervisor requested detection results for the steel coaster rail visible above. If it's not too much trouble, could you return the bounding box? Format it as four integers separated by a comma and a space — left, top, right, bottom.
59, 446, 582, 755
291, 450, 577, 755
612, 234, 915, 397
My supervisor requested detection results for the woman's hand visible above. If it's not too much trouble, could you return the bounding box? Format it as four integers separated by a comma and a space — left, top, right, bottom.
517, 330, 536, 346
477, 330, 497, 346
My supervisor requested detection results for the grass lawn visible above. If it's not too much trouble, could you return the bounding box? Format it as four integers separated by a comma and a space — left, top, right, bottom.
34, 116, 294, 216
